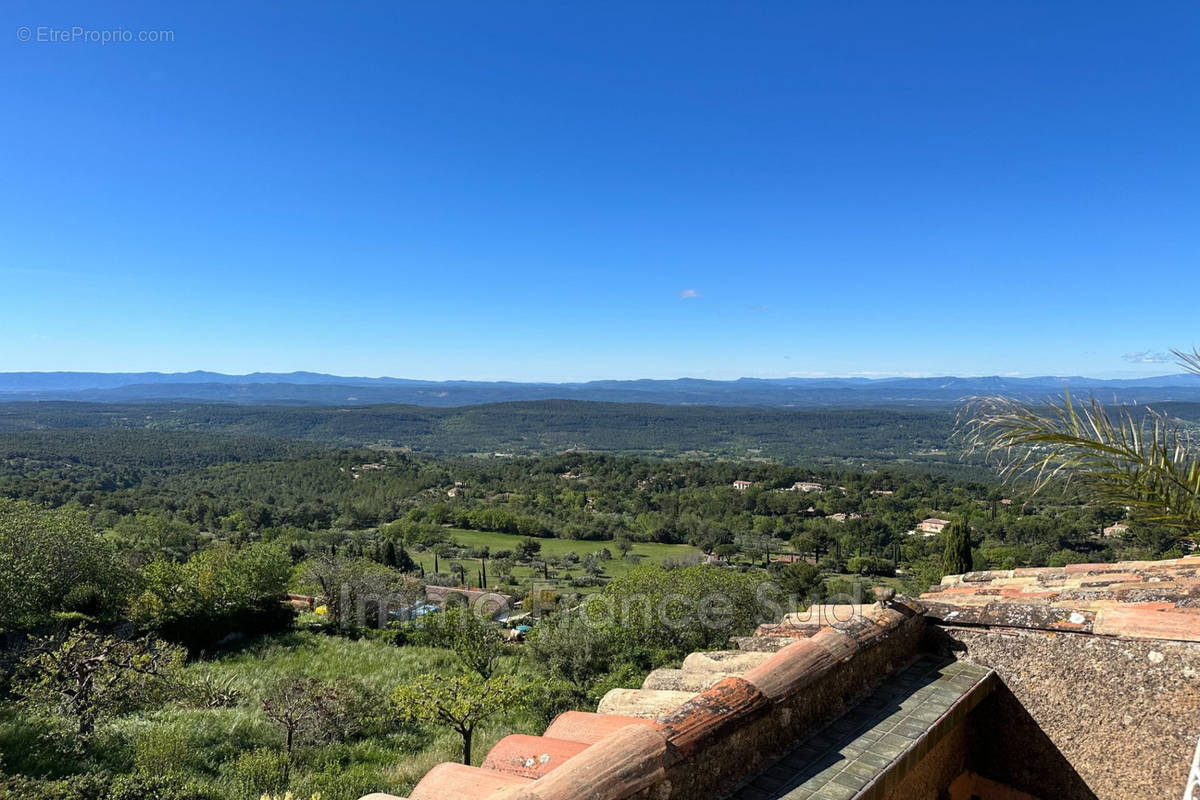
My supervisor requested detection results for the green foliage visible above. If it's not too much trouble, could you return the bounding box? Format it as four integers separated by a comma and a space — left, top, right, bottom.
0, 401, 964, 466
411, 606, 506, 679
587, 565, 770, 667
0, 499, 131, 632
106, 772, 218, 800
515, 537, 542, 561
0, 633, 475, 800
285, 761, 380, 799
15, 630, 185, 737
824, 579, 877, 605
962, 368, 1200, 537
229, 747, 290, 798
941, 520, 974, 576
261, 677, 378, 756
108, 514, 202, 565
900, 555, 945, 596
297, 554, 423, 630
391, 672, 521, 765
0, 772, 109, 800
518, 678, 583, 727
524, 616, 613, 690
130, 543, 294, 652
844, 555, 895, 577
770, 561, 824, 606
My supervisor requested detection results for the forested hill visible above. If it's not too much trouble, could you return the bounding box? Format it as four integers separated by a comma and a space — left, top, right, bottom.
6, 399, 1197, 470
4, 371, 1200, 406
0, 400, 957, 467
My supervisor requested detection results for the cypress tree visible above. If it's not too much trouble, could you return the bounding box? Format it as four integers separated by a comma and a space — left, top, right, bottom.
397, 545, 415, 573
384, 540, 399, 569
942, 518, 974, 575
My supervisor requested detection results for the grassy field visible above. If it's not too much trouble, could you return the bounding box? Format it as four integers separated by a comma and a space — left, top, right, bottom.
181, 633, 540, 795
109, 633, 538, 799
0, 632, 545, 800
410, 527, 705, 589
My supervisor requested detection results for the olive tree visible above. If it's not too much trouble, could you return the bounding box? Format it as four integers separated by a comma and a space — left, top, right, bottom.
16, 630, 185, 738
391, 673, 521, 765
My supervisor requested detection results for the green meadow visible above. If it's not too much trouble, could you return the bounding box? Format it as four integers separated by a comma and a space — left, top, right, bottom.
409, 527, 705, 588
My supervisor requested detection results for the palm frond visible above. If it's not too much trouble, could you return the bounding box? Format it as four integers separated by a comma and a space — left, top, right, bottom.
1171, 347, 1200, 376
957, 391, 1200, 533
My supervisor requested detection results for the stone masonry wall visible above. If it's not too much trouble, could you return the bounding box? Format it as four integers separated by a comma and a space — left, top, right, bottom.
933, 626, 1200, 800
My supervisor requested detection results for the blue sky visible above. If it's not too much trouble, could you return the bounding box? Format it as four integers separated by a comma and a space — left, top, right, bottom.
2, 1, 1198, 381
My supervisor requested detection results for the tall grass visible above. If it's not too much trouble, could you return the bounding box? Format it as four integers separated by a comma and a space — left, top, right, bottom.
3, 632, 543, 800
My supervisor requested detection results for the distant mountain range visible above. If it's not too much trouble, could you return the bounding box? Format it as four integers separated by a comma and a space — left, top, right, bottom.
2, 371, 1200, 407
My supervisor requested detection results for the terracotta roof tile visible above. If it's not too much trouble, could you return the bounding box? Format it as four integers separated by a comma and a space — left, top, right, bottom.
921, 555, 1200, 642
542, 711, 658, 745
596, 688, 695, 718
481, 734, 590, 779
503, 722, 670, 800
656, 676, 769, 757
680, 649, 773, 673
407, 762, 531, 800
742, 630, 853, 700
1093, 605, 1200, 642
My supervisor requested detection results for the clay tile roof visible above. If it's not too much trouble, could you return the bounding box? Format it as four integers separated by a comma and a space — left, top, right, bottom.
541, 711, 658, 744
481, 734, 591, 779
370, 597, 927, 800
407, 762, 532, 800
921, 554, 1200, 643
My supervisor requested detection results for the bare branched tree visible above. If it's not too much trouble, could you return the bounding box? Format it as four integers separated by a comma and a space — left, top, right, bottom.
958, 347, 1200, 536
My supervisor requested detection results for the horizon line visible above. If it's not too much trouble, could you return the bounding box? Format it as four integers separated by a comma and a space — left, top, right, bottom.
0, 369, 1196, 384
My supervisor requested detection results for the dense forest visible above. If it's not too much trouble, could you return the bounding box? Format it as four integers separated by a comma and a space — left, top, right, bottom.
6, 399, 1197, 468
0, 400, 965, 467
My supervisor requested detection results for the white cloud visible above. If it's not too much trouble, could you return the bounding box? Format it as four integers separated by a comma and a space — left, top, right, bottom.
1122, 351, 1172, 364
679, 289, 700, 299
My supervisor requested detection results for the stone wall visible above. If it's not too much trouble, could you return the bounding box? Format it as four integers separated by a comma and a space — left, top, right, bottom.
931, 625, 1200, 800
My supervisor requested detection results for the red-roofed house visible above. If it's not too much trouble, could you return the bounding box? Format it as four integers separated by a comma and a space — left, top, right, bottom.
919, 517, 951, 534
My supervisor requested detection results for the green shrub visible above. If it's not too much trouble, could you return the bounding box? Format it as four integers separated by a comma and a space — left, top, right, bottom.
844, 556, 895, 577
131, 543, 294, 654
0, 773, 108, 800
0, 499, 132, 632
287, 761, 382, 798
132, 725, 193, 778
107, 708, 280, 778
106, 772, 217, 800
230, 747, 290, 799
1047, 548, 1092, 567
824, 579, 877, 605
589, 565, 770, 667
